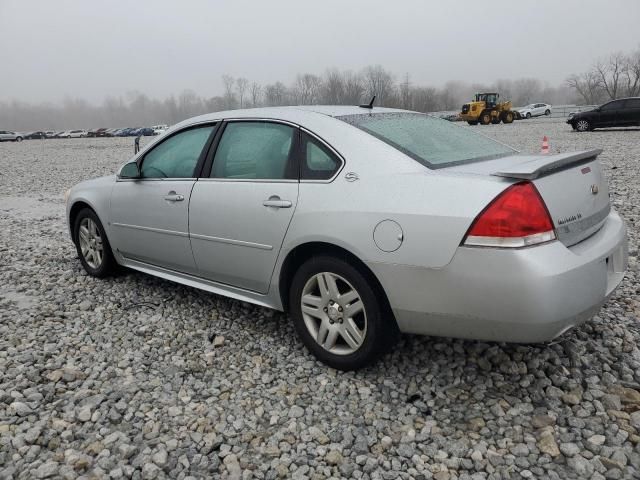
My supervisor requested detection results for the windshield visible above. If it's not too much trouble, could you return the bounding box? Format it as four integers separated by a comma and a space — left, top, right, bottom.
337, 112, 515, 168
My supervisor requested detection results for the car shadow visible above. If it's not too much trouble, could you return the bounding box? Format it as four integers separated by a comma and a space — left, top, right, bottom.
575, 128, 640, 133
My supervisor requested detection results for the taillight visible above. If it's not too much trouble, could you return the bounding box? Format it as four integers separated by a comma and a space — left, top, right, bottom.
463, 182, 556, 248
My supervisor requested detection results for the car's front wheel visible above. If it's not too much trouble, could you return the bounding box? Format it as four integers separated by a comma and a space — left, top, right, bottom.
545, 109, 551, 116
15, 137, 23, 142
73, 208, 116, 278
290, 256, 390, 370
575, 119, 591, 132
526, 112, 532, 119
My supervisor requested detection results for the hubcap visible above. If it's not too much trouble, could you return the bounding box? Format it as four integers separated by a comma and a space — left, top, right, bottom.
577, 120, 589, 131
79, 217, 104, 269
300, 272, 367, 355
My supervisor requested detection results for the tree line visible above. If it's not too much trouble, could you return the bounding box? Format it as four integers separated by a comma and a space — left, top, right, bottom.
566, 47, 640, 104
1, 48, 637, 130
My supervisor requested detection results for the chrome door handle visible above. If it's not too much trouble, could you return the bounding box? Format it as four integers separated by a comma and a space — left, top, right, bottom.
263, 198, 292, 208
164, 193, 184, 202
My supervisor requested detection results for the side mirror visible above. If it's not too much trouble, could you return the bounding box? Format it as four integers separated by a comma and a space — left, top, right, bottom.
119, 161, 141, 179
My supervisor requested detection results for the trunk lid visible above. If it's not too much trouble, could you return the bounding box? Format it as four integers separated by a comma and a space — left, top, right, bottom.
447, 150, 610, 247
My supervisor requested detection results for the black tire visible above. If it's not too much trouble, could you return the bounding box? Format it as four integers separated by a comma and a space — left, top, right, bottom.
467, 120, 478, 125
501, 111, 514, 124
491, 117, 501, 124
526, 112, 532, 119
479, 112, 492, 125
289, 255, 393, 370
545, 109, 551, 116
73, 208, 116, 278
15, 136, 23, 142
575, 119, 591, 132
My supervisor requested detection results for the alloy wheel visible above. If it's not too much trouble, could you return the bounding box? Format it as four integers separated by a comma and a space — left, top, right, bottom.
576, 120, 590, 132
300, 272, 367, 355
79, 217, 104, 269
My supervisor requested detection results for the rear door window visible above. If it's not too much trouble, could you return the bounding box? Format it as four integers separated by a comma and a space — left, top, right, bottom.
624, 98, 640, 109
211, 122, 297, 180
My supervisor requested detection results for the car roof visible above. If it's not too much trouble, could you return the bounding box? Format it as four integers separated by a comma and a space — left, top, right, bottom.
173, 105, 411, 129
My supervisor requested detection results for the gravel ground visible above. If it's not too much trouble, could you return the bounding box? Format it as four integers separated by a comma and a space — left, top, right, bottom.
1, 120, 639, 480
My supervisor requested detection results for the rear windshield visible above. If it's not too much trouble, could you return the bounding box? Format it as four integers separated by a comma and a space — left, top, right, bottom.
337, 112, 515, 168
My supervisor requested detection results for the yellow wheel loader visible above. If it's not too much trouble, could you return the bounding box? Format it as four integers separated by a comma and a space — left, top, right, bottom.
459, 93, 517, 125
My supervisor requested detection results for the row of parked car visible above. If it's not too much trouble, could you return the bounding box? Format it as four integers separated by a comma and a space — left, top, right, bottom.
0, 125, 169, 141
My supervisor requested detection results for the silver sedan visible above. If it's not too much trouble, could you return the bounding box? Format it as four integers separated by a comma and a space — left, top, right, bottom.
65, 106, 628, 370
0, 130, 23, 142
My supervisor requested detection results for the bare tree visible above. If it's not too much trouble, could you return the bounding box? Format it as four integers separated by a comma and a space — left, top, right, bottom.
399, 73, 412, 109
363, 65, 395, 106
622, 48, 640, 97
342, 71, 364, 104
264, 82, 289, 106
566, 71, 602, 105
293, 74, 321, 104
493, 79, 514, 104
249, 82, 262, 107
411, 86, 439, 112
595, 52, 625, 100
512, 78, 542, 106
236, 77, 249, 108
222, 74, 237, 109
321, 69, 345, 104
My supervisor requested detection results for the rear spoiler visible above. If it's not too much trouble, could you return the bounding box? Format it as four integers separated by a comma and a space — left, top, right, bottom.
492, 149, 602, 180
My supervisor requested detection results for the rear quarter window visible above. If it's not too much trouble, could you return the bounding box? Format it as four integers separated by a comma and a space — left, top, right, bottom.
300, 132, 342, 180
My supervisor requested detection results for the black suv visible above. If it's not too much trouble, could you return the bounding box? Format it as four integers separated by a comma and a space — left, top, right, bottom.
569, 97, 640, 131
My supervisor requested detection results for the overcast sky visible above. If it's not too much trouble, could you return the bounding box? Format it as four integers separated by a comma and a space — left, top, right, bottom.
1, 0, 638, 104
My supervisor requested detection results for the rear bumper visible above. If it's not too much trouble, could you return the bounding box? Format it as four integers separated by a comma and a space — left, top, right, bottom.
368, 210, 628, 343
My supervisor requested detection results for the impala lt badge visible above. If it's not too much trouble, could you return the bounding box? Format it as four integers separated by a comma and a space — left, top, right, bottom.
591, 184, 599, 195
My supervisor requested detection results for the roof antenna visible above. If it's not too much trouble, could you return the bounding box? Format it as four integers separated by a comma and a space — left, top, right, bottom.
359, 96, 376, 109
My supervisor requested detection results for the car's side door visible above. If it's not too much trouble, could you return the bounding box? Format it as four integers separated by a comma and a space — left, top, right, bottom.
620, 98, 640, 126
596, 100, 625, 127
110, 123, 217, 274
189, 120, 299, 293
531, 104, 541, 116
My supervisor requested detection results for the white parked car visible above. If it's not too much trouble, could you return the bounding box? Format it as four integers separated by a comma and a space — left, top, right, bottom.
152, 124, 169, 135
68, 130, 88, 138
518, 103, 552, 119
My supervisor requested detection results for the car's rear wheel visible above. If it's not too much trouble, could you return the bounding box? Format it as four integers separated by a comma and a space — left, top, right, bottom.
15, 137, 23, 142
575, 119, 591, 132
74, 208, 116, 278
290, 256, 389, 370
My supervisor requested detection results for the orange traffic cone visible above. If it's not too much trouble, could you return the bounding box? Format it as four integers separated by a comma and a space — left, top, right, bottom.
541, 136, 549, 154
